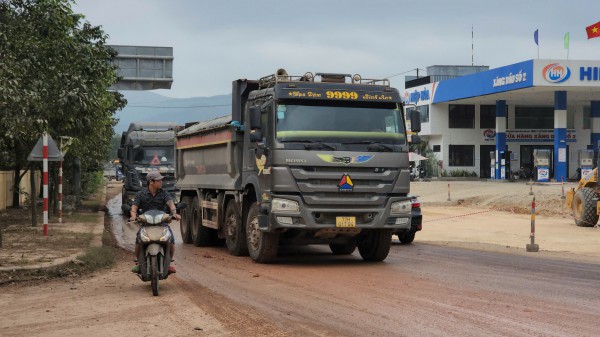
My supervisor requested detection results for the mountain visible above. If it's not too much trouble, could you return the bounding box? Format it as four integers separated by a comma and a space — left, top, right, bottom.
113, 91, 232, 134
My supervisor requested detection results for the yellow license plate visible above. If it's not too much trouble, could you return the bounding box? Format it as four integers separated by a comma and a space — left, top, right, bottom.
336, 216, 356, 228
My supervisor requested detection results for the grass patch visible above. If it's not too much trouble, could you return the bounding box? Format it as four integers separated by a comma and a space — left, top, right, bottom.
63, 213, 98, 223
76, 246, 116, 270
0, 245, 117, 286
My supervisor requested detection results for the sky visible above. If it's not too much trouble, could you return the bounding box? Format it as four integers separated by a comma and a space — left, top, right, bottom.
73, 0, 600, 99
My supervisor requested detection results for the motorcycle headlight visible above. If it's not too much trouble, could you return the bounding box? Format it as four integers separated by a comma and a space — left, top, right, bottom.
271, 198, 300, 213
139, 227, 151, 243
391, 200, 411, 215
159, 227, 172, 242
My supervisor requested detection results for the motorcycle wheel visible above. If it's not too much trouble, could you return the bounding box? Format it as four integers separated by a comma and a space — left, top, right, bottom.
150, 256, 159, 296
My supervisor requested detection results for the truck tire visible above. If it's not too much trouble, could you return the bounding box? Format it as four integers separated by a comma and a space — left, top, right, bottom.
397, 231, 416, 244
246, 203, 279, 263
358, 229, 392, 262
573, 187, 599, 227
179, 196, 193, 244
225, 199, 248, 256
329, 242, 356, 255
191, 196, 212, 247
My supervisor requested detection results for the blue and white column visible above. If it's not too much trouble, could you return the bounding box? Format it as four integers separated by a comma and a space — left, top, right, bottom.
495, 100, 507, 180
591, 101, 600, 151
554, 91, 567, 182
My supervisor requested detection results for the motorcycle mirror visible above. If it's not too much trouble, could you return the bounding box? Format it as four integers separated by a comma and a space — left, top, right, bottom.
176, 202, 187, 210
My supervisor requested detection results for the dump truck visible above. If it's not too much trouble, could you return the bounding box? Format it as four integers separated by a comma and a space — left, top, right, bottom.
566, 167, 600, 227
176, 69, 420, 263
117, 122, 178, 214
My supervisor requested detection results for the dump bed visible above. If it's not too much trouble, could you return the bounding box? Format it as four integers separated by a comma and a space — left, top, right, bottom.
175, 115, 243, 190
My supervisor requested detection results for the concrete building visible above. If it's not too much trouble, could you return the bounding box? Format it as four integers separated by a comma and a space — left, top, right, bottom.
403, 60, 600, 181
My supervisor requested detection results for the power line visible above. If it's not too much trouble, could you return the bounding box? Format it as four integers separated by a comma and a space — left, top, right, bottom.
126, 104, 231, 109
385, 68, 427, 79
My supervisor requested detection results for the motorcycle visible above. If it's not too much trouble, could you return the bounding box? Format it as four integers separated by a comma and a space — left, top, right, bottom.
123, 203, 186, 296
409, 164, 417, 181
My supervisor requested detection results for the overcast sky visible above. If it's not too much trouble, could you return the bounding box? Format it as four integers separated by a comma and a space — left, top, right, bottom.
74, 0, 600, 98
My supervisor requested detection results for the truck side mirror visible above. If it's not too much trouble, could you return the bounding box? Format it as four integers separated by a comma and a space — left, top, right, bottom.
409, 134, 421, 145
249, 130, 263, 142
249, 106, 261, 130
410, 109, 421, 133
117, 148, 123, 160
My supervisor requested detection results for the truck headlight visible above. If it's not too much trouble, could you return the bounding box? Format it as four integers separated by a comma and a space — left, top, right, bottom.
271, 198, 300, 213
391, 200, 411, 214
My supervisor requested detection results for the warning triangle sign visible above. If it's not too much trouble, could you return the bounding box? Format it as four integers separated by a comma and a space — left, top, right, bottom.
27, 134, 64, 162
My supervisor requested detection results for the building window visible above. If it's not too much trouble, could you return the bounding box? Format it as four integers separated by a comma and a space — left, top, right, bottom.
406, 105, 430, 123
514, 106, 553, 129
449, 105, 475, 128
583, 106, 591, 129
480, 105, 508, 129
449, 145, 474, 166
433, 145, 441, 152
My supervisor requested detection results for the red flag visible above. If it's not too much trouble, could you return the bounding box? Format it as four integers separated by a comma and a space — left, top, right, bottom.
586, 20, 600, 39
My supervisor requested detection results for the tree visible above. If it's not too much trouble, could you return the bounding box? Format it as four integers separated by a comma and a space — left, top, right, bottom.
0, 0, 126, 208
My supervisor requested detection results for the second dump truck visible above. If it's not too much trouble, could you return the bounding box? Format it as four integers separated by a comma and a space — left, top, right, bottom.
118, 122, 178, 214
176, 69, 420, 263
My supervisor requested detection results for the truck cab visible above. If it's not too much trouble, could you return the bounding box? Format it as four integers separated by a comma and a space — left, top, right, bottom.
118, 122, 178, 213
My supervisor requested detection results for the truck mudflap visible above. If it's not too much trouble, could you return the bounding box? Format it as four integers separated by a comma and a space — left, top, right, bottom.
258, 214, 269, 230
261, 195, 411, 232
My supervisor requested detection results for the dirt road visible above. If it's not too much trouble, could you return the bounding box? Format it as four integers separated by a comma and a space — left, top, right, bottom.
2, 180, 599, 337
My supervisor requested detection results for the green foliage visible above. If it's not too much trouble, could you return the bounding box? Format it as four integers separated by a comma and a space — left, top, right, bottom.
0, 0, 126, 206
81, 170, 104, 198
108, 135, 121, 161
441, 169, 478, 177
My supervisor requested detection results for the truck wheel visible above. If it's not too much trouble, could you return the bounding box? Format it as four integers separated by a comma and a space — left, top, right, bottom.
246, 203, 279, 263
225, 199, 248, 256
397, 231, 416, 244
358, 229, 392, 262
179, 196, 193, 244
191, 196, 212, 247
329, 242, 356, 255
573, 187, 599, 227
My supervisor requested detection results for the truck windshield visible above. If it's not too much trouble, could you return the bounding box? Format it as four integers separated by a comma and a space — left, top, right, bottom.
275, 101, 406, 145
132, 146, 174, 165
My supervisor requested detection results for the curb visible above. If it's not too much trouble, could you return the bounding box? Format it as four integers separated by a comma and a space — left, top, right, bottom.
0, 183, 107, 272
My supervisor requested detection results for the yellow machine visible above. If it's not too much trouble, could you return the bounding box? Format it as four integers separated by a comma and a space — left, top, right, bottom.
565, 167, 599, 227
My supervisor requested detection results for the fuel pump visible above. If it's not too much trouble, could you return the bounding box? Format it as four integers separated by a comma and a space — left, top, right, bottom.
533, 149, 551, 182
578, 149, 594, 179
490, 151, 496, 179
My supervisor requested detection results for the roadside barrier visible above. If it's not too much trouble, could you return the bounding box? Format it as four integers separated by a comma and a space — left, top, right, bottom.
422, 209, 494, 223
526, 196, 539, 252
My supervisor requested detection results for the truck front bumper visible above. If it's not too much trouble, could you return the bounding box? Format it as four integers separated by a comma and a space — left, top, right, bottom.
261, 195, 412, 232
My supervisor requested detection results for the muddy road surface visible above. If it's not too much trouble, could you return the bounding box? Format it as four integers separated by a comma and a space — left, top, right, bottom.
2, 186, 600, 337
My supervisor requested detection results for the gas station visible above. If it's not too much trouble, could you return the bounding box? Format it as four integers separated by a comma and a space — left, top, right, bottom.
403, 59, 600, 182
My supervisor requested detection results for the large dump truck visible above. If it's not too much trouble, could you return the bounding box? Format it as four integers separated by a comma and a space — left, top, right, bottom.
176, 69, 420, 263
118, 122, 178, 214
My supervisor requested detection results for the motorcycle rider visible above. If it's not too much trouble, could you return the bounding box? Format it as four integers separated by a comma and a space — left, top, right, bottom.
130, 170, 180, 273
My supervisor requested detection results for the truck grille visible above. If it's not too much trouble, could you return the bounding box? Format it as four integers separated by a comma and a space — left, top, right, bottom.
290, 166, 398, 206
